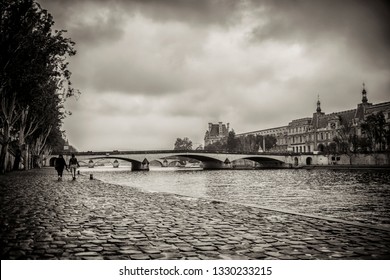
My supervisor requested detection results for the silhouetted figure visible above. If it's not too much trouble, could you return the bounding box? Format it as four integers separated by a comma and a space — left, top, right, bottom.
55, 154, 67, 181
69, 154, 80, 180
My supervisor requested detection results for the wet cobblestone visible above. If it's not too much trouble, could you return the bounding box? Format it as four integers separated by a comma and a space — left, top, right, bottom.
1, 168, 390, 260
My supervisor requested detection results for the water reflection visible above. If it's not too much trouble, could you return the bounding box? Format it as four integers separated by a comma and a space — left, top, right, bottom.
80, 167, 390, 227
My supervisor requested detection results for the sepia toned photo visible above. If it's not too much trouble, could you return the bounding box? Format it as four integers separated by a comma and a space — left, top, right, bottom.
1, 0, 389, 272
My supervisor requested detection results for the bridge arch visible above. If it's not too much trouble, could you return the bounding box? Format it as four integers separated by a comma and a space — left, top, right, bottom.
49, 157, 57, 167
149, 159, 163, 167
167, 160, 184, 167
93, 158, 117, 166
171, 154, 222, 163
239, 156, 285, 168
174, 154, 233, 169
80, 156, 149, 171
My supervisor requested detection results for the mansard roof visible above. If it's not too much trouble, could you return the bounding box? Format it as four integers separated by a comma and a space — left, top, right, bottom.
236, 125, 288, 137
208, 123, 228, 137
365, 101, 390, 114
314, 109, 356, 129
330, 109, 356, 124
289, 117, 312, 126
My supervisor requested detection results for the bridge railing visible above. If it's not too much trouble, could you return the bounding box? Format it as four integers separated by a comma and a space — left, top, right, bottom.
73, 150, 316, 156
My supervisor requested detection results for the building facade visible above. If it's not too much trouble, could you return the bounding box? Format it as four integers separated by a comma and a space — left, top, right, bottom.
204, 122, 230, 147
237, 85, 390, 153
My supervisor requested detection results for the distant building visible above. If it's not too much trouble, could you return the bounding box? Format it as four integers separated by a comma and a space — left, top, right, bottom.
204, 122, 230, 147
235, 125, 288, 153
237, 84, 390, 153
63, 140, 78, 154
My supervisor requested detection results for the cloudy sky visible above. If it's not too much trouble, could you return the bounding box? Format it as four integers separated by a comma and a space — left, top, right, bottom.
39, 0, 390, 151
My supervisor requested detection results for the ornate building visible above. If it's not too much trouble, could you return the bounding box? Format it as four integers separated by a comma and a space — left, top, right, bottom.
237, 85, 390, 153
204, 122, 230, 147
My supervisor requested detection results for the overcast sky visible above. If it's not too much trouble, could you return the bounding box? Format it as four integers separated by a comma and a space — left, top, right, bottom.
39, 0, 390, 151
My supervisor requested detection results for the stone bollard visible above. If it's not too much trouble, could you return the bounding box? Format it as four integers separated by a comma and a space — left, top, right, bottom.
90, 174, 93, 180
77, 170, 80, 175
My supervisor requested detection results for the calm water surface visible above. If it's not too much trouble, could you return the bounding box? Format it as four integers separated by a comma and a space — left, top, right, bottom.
81, 166, 390, 227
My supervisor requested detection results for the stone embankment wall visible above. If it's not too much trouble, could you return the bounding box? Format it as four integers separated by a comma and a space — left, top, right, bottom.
329, 153, 390, 166
212, 153, 390, 169
287, 153, 390, 168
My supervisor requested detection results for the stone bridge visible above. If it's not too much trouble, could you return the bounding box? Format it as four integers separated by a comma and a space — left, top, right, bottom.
48, 150, 324, 171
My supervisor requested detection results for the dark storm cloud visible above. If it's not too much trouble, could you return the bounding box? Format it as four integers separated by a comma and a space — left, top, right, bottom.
40, 0, 243, 29
39, 0, 248, 94
129, 0, 242, 26
40, 1, 126, 46
41, 0, 390, 68
36, 0, 390, 150
252, 0, 390, 69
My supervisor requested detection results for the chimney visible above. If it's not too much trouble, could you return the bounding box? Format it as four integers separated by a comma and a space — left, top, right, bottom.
227, 123, 230, 132
218, 122, 222, 135
208, 123, 212, 131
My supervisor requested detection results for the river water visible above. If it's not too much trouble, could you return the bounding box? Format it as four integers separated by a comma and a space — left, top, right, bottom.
80, 166, 390, 228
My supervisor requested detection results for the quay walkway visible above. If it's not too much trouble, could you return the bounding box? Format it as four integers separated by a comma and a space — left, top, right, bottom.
0, 168, 389, 260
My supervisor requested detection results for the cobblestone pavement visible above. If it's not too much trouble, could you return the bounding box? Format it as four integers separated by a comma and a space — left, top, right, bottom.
1, 168, 389, 260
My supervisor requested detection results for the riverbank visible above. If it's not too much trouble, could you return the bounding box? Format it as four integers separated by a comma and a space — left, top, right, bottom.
1, 168, 389, 260
302, 165, 390, 170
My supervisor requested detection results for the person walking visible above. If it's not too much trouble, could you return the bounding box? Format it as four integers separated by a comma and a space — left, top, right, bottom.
69, 154, 80, 180
55, 155, 68, 181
